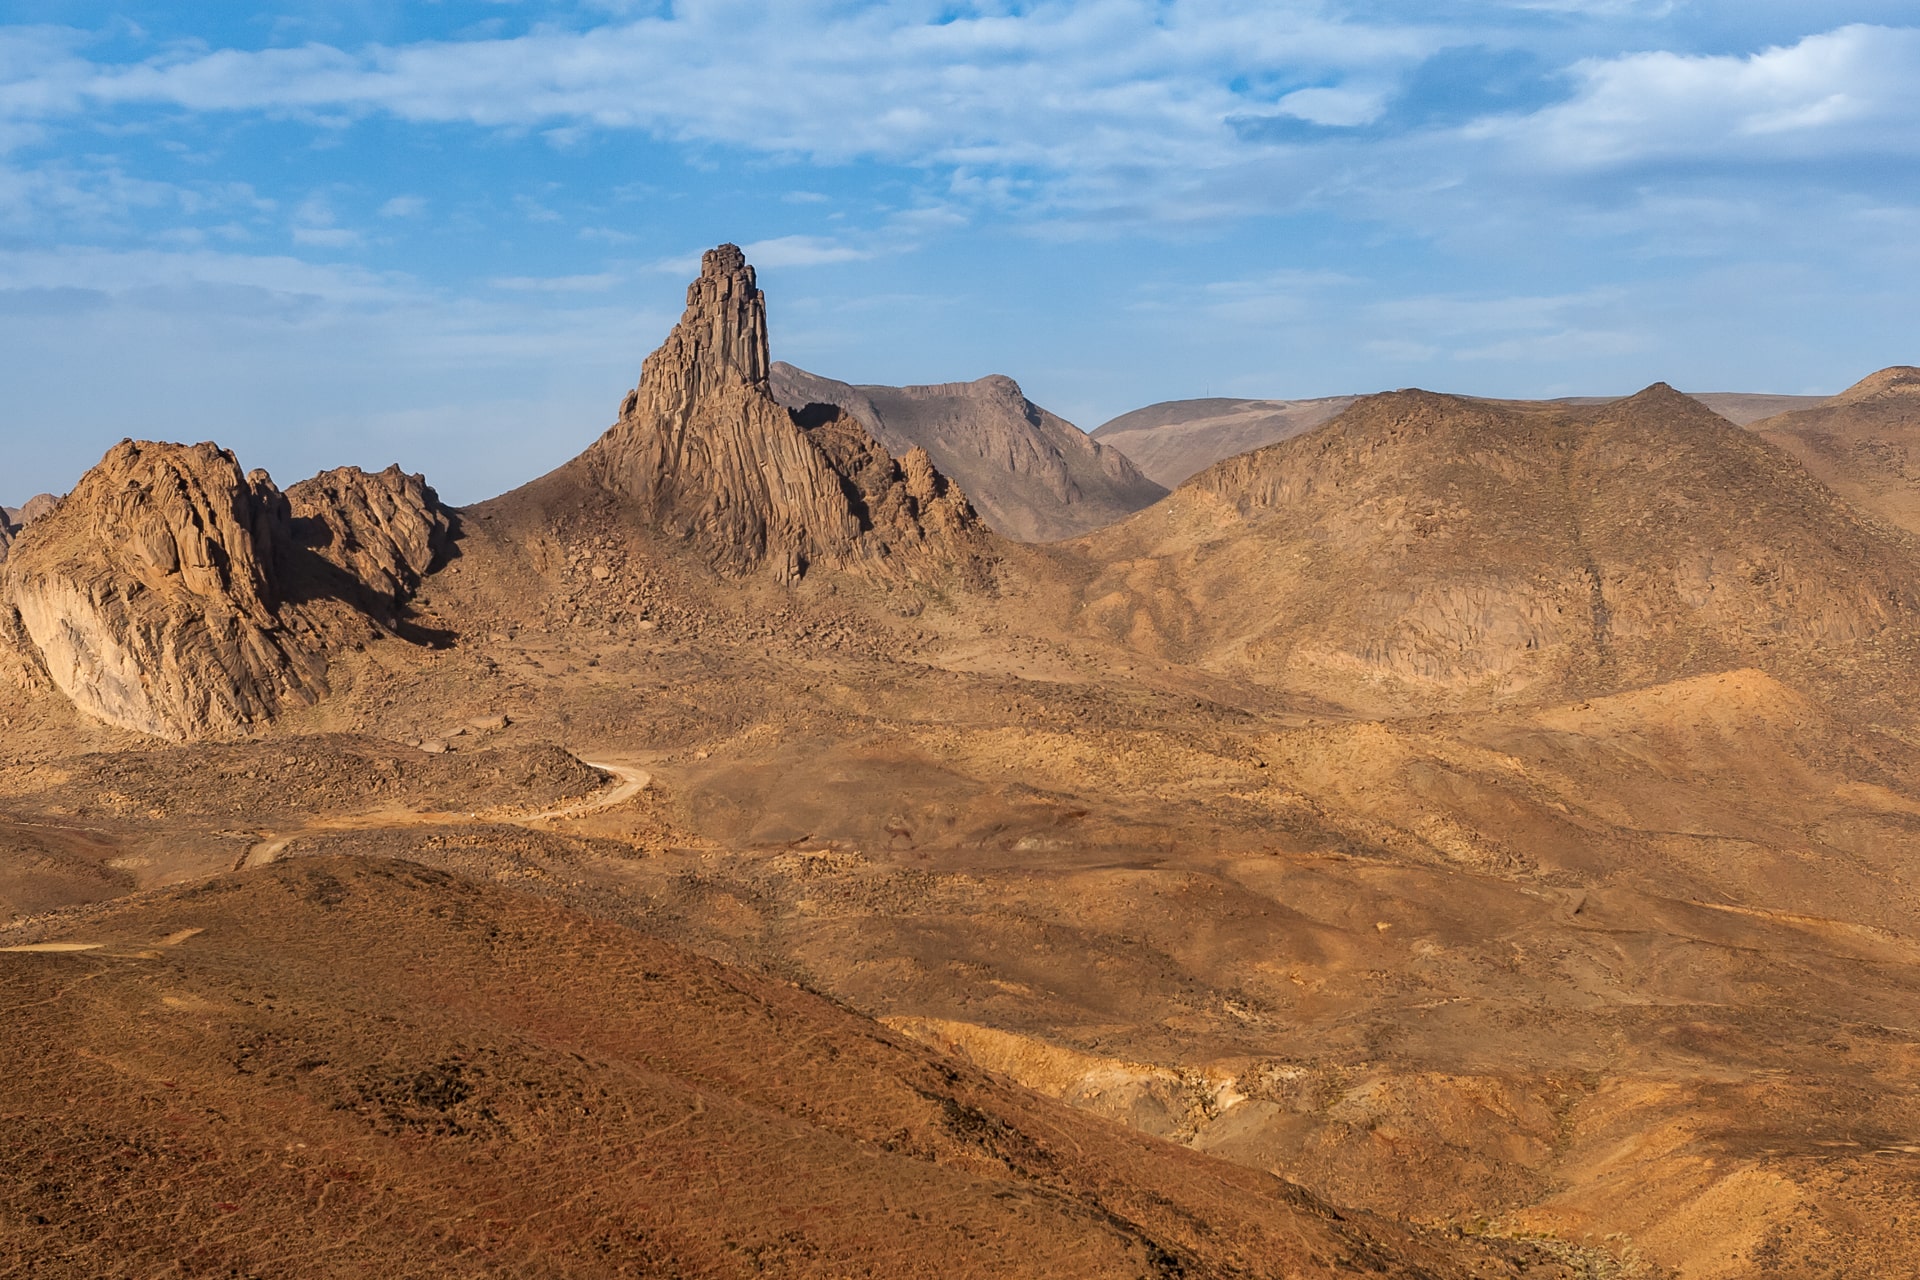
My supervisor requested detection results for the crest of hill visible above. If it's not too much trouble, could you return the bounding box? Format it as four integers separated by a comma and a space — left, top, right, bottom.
1089, 395, 1357, 488
771, 362, 1166, 542
1, 442, 450, 740
483, 246, 989, 585
1063, 383, 1920, 712
1750, 366, 1920, 536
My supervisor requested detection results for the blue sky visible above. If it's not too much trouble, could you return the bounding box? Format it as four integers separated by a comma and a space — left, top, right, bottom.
3, 2, 1918, 504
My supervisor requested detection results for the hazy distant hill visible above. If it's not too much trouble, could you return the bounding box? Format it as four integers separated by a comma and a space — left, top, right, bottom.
773, 362, 1166, 541
1092, 390, 1828, 489
1090, 396, 1355, 487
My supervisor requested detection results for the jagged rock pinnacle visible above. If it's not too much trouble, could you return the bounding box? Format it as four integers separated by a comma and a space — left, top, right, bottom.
585, 243, 988, 584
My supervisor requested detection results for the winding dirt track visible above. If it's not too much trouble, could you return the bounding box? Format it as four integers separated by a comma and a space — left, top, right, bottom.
237, 760, 651, 870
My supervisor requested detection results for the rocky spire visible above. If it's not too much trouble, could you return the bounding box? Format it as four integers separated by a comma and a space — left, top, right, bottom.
585, 243, 988, 584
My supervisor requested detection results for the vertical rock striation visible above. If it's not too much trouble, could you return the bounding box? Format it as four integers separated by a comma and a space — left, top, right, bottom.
581, 244, 987, 584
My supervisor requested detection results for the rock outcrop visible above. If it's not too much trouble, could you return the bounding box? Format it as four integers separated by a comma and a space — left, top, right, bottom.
772, 364, 1166, 542
575, 245, 987, 583
2, 441, 329, 740
286, 464, 451, 607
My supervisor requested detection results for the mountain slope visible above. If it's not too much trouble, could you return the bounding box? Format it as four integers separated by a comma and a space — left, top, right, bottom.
772, 363, 1166, 542
1750, 365, 1920, 535
1057, 384, 1920, 712
1090, 395, 1356, 487
0, 854, 1568, 1279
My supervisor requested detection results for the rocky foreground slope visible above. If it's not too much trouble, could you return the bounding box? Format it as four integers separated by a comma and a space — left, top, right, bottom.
773, 363, 1166, 541
0, 856, 1577, 1279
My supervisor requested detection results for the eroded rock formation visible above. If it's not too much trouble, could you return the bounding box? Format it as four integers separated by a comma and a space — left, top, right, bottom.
287, 464, 451, 607
2, 441, 329, 740
580, 245, 988, 583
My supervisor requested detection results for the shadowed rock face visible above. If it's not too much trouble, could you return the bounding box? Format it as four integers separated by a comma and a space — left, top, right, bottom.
2, 440, 329, 740
772, 363, 1167, 542
286, 464, 451, 608
579, 245, 987, 583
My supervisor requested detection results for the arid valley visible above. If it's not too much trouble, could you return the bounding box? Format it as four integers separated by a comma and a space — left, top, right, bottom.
6, 246, 1920, 1279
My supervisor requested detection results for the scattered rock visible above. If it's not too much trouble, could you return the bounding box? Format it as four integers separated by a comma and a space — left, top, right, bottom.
418, 739, 448, 755
467, 713, 510, 732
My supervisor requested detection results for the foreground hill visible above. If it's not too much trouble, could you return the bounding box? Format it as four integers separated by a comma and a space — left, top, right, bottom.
1750, 366, 1920, 535
0, 855, 1569, 1279
1057, 384, 1920, 712
771, 363, 1166, 541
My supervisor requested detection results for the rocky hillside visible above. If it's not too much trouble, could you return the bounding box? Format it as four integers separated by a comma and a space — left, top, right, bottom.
1090, 395, 1356, 487
1750, 365, 1920, 535
495, 246, 988, 586
0, 855, 1573, 1280
773, 363, 1165, 541
1064, 383, 1920, 711
1, 442, 449, 740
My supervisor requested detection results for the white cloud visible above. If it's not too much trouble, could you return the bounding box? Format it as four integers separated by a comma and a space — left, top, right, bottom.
741, 235, 872, 268
378, 194, 426, 217
1472, 24, 1920, 168
0, 4, 1439, 200
1275, 86, 1387, 128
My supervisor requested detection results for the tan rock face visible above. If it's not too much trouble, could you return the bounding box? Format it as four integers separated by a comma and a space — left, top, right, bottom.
2, 440, 329, 740
286, 464, 451, 607
583, 244, 989, 583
